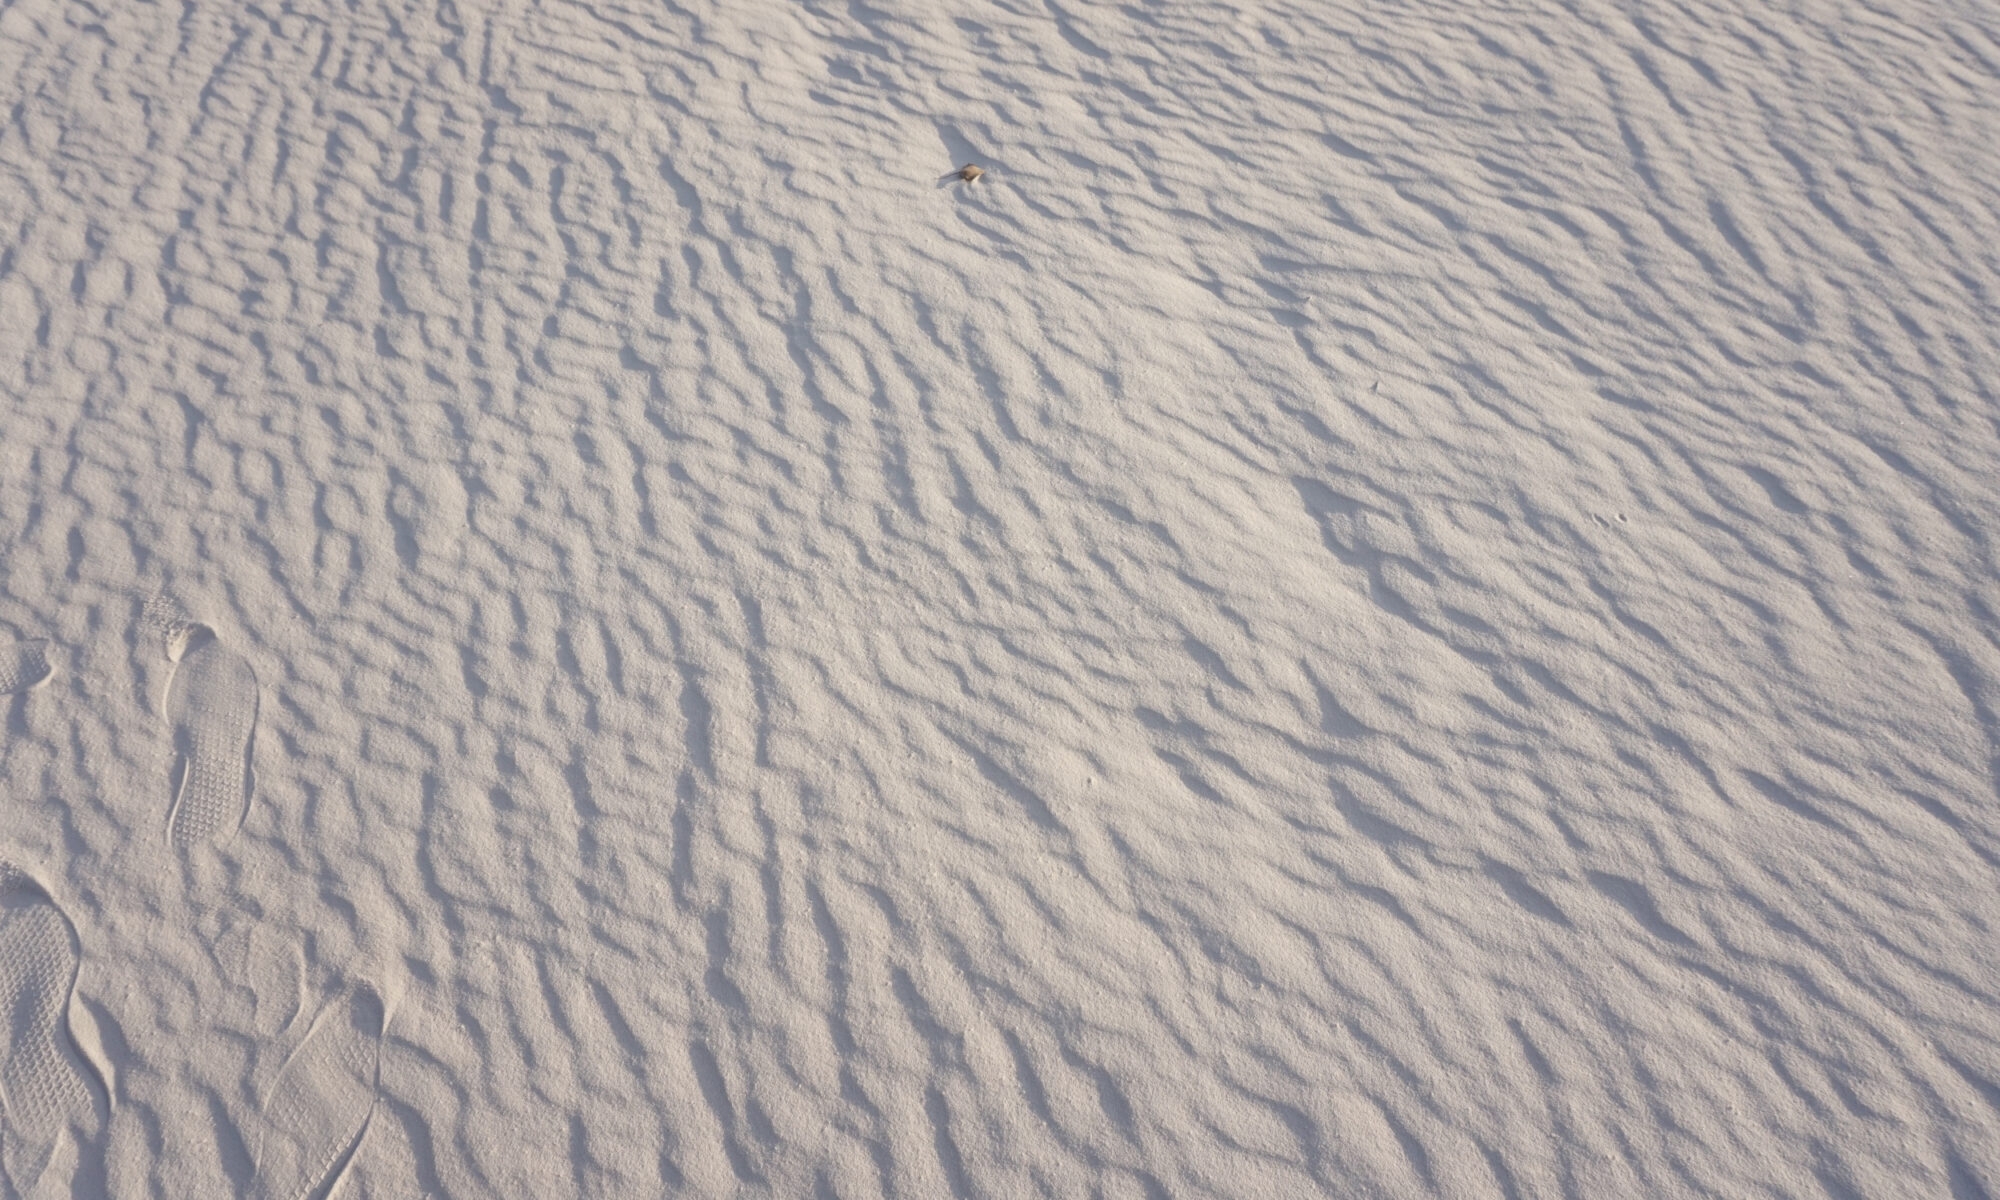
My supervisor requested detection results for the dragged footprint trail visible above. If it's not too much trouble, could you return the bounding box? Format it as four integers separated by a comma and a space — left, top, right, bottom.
164, 628, 260, 850
0, 866, 105, 1197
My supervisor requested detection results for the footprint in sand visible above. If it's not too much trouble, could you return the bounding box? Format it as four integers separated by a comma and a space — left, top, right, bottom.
0, 641, 52, 695
164, 626, 260, 850
0, 865, 107, 1197
251, 984, 384, 1200
209, 917, 304, 1038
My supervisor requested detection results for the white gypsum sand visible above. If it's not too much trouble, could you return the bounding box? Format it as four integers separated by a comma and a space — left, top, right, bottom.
2, 0, 1999, 1195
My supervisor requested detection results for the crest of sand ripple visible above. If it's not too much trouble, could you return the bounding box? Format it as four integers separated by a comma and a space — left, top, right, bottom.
2, 0, 1998, 1195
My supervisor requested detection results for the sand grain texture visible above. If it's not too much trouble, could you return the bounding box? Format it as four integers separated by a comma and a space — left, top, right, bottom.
2, 0, 1999, 1195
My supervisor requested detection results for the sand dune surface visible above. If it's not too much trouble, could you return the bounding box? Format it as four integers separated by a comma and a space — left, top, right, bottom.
3, 0, 2000, 1195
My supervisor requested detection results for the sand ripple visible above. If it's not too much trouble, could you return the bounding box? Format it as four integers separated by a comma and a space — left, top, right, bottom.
3, 0, 1999, 1194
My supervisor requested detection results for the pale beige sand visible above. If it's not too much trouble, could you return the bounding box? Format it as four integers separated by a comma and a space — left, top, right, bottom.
2, 0, 1999, 1195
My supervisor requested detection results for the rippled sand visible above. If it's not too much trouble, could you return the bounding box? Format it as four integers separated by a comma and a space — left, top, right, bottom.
2, 0, 1998, 1195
